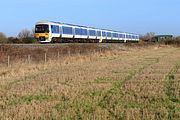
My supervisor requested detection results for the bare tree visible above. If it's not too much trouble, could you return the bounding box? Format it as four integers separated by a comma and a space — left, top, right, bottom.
0, 32, 7, 43
32, 28, 35, 36
140, 32, 155, 42
18, 29, 32, 40
18, 29, 36, 43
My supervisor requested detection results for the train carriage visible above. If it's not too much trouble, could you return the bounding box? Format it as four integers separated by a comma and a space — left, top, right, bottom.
35, 21, 139, 43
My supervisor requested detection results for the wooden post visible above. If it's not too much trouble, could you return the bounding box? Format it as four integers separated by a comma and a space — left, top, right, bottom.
28, 55, 31, 64
58, 51, 60, 60
7, 55, 10, 67
68, 50, 70, 56
44, 53, 47, 63
94, 49, 96, 54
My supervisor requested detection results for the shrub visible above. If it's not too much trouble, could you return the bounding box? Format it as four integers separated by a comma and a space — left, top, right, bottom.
0, 32, 7, 43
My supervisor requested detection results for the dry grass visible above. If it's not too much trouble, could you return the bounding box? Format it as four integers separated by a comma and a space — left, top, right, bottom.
0, 44, 180, 120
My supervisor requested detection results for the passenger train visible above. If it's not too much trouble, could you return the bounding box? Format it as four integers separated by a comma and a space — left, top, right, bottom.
35, 21, 139, 43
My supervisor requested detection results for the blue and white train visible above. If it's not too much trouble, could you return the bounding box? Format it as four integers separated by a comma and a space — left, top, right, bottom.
35, 21, 139, 43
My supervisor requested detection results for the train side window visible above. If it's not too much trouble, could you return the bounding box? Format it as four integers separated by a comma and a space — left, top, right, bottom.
89, 30, 96, 36
81, 29, 87, 35
107, 32, 111, 37
115, 33, 118, 38
75, 28, 82, 35
126, 35, 128, 38
97, 31, 101, 36
62, 26, 73, 34
51, 25, 60, 33
102, 32, 106, 37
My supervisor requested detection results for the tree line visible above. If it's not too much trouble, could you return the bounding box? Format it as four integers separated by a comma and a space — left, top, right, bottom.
140, 32, 180, 44
0, 30, 180, 44
0, 29, 37, 44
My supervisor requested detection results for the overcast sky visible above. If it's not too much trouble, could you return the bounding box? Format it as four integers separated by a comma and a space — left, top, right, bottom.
0, 0, 180, 36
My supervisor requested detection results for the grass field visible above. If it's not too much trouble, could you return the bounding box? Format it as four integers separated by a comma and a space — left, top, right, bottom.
0, 44, 180, 120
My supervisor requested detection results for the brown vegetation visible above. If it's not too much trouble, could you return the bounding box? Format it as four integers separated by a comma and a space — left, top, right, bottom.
0, 32, 7, 43
0, 44, 180, 119
0, 44, 109, 65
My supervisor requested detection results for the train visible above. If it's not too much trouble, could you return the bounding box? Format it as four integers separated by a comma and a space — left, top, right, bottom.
35, 21, 139, 43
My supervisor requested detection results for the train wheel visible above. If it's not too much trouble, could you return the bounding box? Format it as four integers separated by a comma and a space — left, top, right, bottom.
52, 38, 57, 43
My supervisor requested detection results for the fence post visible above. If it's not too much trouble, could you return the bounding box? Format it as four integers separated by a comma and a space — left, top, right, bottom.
7, 55, 10, 67
58, 51, 60, 60
94, 49, 96, 54
44, 53, 47, 63
28, 55, 31, 64
68, 50, 71, 56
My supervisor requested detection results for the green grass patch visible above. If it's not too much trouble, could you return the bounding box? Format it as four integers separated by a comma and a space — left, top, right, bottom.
9, 95, 55, 106
94, 77, 112, 84
54, 102, 70, 112
54, 100, 96, 120
83, 90, 103, 97
164, 62, 180, 120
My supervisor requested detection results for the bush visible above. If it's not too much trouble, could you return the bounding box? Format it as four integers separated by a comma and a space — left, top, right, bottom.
0, 32, 7, 43
159, 37, 180, 46
7, 37, 21, 43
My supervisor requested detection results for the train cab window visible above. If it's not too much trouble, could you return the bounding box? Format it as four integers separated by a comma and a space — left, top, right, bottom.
35, 24, 49, 33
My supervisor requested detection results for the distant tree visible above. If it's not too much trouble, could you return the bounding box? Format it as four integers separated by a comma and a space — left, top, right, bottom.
140, 32, 155, 42
0, 32, 7, 43
18, 29, 31, 39
18, 29, 37, 43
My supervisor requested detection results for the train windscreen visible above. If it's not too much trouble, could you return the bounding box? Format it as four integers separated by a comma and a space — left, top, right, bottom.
35, 24, 49, 33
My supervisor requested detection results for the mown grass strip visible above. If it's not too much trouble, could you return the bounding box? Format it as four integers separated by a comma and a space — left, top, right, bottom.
9, 95, 55, 106
165, 62, 180, 120
98, 58, 160, 119
94, 77, 112, 84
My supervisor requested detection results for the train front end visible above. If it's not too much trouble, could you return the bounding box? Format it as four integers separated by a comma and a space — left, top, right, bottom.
35, 22, 51, 43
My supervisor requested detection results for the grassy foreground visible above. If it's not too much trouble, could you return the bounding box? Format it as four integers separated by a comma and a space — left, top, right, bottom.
0, 45, 180, 120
